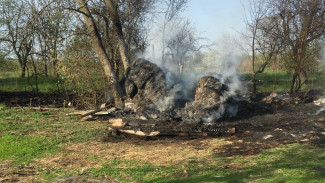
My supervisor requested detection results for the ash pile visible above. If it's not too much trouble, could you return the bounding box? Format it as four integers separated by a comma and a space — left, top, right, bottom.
109, 58, 253, 137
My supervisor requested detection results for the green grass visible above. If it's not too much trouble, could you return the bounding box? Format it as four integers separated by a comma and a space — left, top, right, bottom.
70, 143, 323, 183
0, 75, 58, 93
219, 143, 325, 183
244, 70, 325, 92
88, 160, 167, 182
0, 132, 61, 164
0, 104, 106, 165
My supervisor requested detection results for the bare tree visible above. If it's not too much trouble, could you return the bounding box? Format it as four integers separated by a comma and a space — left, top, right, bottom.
34, 0, 71, 77
244, 0, 265, 95
159, 0, 188, 65
255, 16, 283, 91
273, 0, 325, 94
118, 0, 155, 56
242, 0, 283, 95
165, 20, 201, 74
0, 0, 34, 77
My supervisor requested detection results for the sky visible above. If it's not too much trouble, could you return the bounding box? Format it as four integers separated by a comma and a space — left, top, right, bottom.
183, 0, 248, 43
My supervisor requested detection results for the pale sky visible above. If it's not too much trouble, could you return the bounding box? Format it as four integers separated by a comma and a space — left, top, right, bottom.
184, 0, 248, 42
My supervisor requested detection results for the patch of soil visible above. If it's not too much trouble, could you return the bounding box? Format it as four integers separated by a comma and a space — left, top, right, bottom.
0, 163, 38, 183
0, 90, 70, 108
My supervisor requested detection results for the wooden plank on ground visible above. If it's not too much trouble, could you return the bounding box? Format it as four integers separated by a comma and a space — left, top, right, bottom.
119, 129, 160, 136
108, 118, 126, 127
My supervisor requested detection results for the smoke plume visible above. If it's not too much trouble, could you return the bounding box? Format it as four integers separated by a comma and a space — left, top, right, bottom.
139, 22, 245, 121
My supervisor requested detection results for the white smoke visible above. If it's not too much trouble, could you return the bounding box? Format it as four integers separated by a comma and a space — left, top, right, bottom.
139, 21, 180, 67
154, 71, 204, 112
154, 94, 175, 112
204, 105, 225, 123
147, 38, 245, 120
202, 53, 244, 123
140, 17, 246, 119
201, 34, 246, 122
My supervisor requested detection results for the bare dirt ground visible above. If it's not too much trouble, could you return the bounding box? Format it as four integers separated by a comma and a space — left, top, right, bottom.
0, 91, 68, 108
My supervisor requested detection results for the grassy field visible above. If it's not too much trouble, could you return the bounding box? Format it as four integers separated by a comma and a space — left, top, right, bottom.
0, 104, 324, 182
0, 75, 58, 93
243, 70, 325, 92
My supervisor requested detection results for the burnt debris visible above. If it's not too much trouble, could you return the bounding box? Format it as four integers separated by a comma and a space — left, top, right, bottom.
109, 58, 253, 137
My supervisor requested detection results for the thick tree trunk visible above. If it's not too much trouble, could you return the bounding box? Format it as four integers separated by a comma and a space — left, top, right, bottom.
75, 0, 125, 107
104, 0, 130, 70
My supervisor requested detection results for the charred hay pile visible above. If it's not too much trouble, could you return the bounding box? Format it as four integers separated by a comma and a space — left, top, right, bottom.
106, 58, 253, 137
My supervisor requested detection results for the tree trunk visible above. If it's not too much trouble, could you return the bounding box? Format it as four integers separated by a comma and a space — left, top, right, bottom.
179, 63, 183, 74
44, 62, 48, 77
252, 73, 257, 96
289, 72, 298, 95
30, 54, 39, 94
75, 0, 125, 107
104, 0, 130, 70
161, 24, 166, 66
114, 59, 120, 79
20, 64, 26, 78
251, 28, 256, 96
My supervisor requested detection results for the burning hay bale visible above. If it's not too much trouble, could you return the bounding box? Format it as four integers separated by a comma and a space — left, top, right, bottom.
124, 58, 167, 113
182, 76, 252, 122
193, 76, 228, 109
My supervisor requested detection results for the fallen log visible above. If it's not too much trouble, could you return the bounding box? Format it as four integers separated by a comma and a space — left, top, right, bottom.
67, 110, 94, 116
111, 127, 234, 137
12, 106, 62, 111
118, 129, 160, 136
67, 105, 116, 117
81, 108, 106, 118
67, 110, 111, 116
